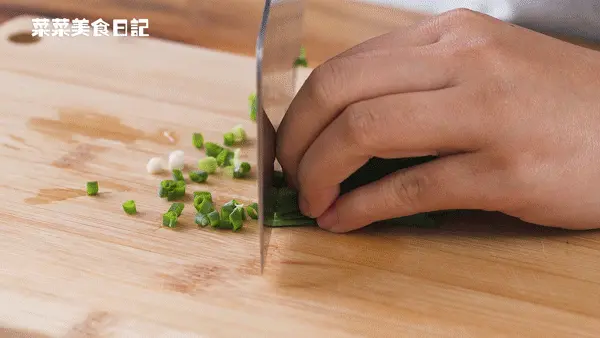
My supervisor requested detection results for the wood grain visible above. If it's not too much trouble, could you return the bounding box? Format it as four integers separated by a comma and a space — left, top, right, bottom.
1, 15, 600, 337
0, 0, 597, 66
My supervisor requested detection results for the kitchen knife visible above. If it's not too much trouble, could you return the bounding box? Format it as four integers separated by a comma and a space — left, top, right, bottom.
256, 0, 304, 273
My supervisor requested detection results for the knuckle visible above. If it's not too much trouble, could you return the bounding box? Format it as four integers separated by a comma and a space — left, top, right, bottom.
436, 8, 481, 29
342, 102, 379, 150
305, 58, 348, 106
390, 171, 429, 210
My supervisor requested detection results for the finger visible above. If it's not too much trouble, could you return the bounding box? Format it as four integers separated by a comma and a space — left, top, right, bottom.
296, 89, 484, 217
334, 17, 442, 59
277, 45, 457, 189
316, 153, 494, 233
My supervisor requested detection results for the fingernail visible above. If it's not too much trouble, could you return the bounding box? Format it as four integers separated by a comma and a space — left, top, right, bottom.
317, 205, 338, 231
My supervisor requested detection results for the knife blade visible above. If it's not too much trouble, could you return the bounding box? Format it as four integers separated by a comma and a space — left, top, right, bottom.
256, 0, 304, 273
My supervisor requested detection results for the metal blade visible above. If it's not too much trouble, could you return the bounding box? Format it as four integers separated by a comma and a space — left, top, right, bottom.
256, 0, 304, 273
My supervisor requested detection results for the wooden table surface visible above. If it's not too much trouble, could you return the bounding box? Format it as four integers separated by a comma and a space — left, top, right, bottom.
2, 1, 600, 337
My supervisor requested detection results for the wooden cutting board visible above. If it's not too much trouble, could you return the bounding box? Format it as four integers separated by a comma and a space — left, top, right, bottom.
1, 15, 600, 338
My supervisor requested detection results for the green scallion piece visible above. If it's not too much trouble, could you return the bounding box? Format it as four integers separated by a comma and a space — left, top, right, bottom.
230, 206, 244, 232
220, 200, 237, 221
122, 200, 137, 215
86, 181, 98, 196
168, 202, 185, 217
167, 181, 186, 201
194, 196, 215, 214
193, 191, 212, 202
231, 124, 246, 143
205, 142, 224, 158
216, 149, 234, 167
232, 148, 241, 165
246, 203, 258, 220
223, 132, 235, 146
249, 93, 257, 122
197, 157, 218, 174
172, 169, 184, 181
162, 211, 178, 228
223, 166, 236, 178
159, 180, 175, 198
193, 132, 204, 149
207, 210, 220, 227
195, 213, 210, 227
215, 219, 233, 229
225, 162, 251, 179
293, 46, 308, 67
239, 162, 251, 174
189, 170, 208, 183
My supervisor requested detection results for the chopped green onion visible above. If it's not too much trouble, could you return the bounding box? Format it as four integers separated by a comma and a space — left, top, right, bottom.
172, 169, 184, 181
231, 124, 246, 143
223, 166, 239, 179
194, 196, 215, 214
193, 191, 212, 202
162, 211, 178, 228
168, 202, 185, 217
220, 200, 238, 221
293, 46, 308, 67
189, 170, 208, 183
192, 133, 204, 149
229, 206, 244, 232
207, 210, 220, 227
86, 181, 98, 196
223, 132, 235, 146
159, 180, 175, 198
122, 200, 137, 215
249, 93, 257, 122
195, 213, 210, 227
197, 157, 218, 174
216, 219, 233, 229
233, 148, 242, 166
216, 149, 234, 167
224, 161, 251, 179
239, 162, 251, 174
205, 142, 224, 158
167, 181, 185, 201
246, 203, 258, 220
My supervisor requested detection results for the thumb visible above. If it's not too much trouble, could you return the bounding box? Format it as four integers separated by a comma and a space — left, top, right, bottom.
316, 153, 494, 233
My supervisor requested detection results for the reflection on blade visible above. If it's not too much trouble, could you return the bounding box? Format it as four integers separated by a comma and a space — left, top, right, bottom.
256, 0, 304, 273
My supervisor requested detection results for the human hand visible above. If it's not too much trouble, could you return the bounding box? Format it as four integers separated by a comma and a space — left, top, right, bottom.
276, 8, 600, 233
